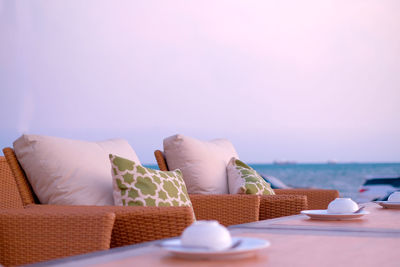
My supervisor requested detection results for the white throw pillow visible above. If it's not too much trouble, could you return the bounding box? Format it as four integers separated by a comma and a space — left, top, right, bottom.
13, 134, 140, 205
163, 134, 239, 194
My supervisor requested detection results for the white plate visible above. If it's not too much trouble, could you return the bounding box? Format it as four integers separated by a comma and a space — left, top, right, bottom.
374, 201, 400, 209
301, 210, 369, 220
160, 237, 270, 260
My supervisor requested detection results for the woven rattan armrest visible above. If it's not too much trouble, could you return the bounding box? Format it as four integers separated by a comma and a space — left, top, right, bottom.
259, 194, 308, 220
274, 189, 339, 210
189, 194, 260, 226
0, 208, 115, 266
25, 205, 195, 248
106, 206, 195, 247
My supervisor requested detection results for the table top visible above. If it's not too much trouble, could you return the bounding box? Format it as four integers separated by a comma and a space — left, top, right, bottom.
230, 202, 400, 237
93, 233, 399, 267
32, 202, 400, 267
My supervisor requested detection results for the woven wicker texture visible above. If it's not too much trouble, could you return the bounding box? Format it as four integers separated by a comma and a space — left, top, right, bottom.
107, 206, 194, 247
189, 194, 260, 226
0, 157, 24, 209
259, 194, 307, 220
275, 189, 339, 210
25, 205, 195, 248
3, 148, 39, 205
0, 208, 115, 266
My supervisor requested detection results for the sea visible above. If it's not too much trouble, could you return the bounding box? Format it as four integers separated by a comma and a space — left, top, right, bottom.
250, 163, 400, 201
145, 162, 400, 202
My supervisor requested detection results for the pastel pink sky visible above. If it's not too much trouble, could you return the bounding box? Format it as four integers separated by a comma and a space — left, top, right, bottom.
1, 0, 399, 163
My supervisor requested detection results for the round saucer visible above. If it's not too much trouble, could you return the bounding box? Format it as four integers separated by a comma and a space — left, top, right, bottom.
160, 237, 270, 260
301, 210, 369, 220
373, 201, 400, 209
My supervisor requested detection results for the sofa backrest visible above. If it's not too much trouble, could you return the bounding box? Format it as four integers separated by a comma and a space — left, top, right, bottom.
154, 150, 169, 171
2, 148, 39, 206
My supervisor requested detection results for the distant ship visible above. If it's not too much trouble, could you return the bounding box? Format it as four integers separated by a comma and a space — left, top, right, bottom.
273, 160, 297, 165
327, 160, 338, 164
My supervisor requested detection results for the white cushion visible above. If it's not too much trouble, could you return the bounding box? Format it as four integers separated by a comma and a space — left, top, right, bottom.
13, 134, 140, 205
163, 134, 239, 194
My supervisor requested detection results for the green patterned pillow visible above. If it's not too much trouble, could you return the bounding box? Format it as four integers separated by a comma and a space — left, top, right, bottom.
109, 154, 192, 208
227, 157, 275, 195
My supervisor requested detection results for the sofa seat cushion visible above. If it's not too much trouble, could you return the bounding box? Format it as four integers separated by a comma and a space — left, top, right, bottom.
227, 158, 275, 195
110, 154, 192, 208
13, 134, 140, 205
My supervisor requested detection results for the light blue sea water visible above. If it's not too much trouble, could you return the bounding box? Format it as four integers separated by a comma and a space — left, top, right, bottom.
249, 163, 400, 200
144, 162, 400, 201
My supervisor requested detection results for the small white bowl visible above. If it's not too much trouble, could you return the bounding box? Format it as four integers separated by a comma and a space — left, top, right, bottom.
180, 220, 232, 251
388, 192, 400, 202
327, 198, 358, 214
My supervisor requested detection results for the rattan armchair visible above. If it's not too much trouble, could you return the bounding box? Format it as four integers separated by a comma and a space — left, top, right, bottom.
154, 150, 321, 220
0, 149, 195, 266
154, 150, 339, 220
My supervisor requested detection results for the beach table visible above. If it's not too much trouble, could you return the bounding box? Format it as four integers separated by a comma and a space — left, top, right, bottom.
31, 203, 400, 267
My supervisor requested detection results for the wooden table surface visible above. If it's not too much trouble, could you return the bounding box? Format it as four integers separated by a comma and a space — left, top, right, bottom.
94, 233, 399, 267
230, 202, 400, 237
33, 202, 400, 267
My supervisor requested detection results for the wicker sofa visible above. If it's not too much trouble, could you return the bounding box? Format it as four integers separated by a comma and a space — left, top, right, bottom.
155, 150, 339, 220
0, 151, 197, 266
1, 147, 265, 265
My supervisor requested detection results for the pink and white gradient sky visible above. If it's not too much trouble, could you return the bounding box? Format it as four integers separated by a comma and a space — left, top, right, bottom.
1, 0, 399, 163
